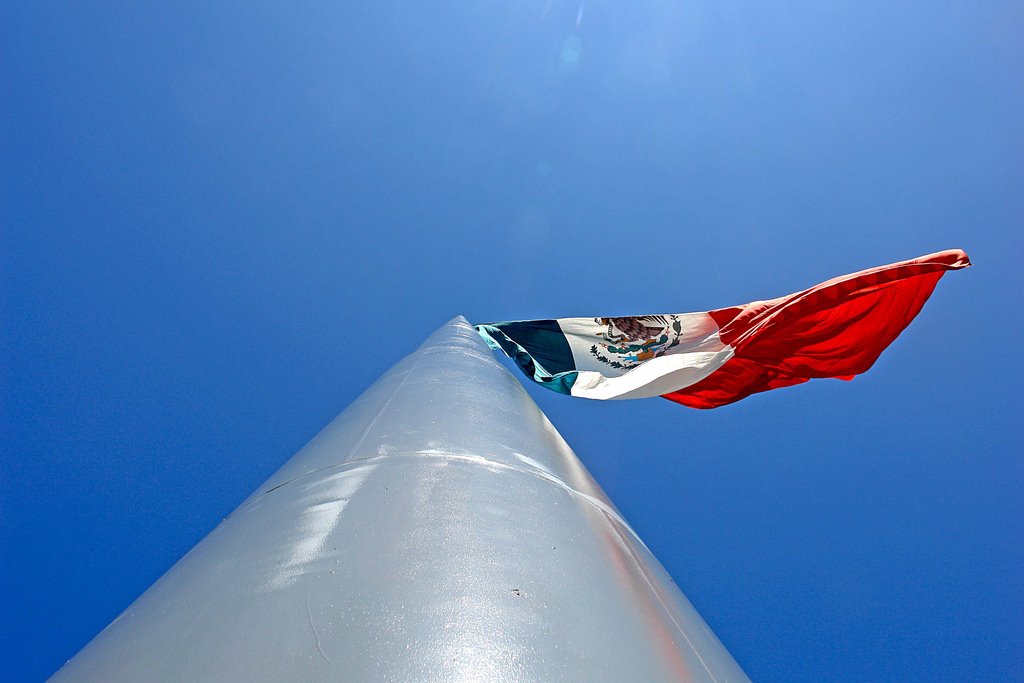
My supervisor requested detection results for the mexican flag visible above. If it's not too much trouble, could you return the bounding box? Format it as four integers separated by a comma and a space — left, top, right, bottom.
475, 249, 970, 409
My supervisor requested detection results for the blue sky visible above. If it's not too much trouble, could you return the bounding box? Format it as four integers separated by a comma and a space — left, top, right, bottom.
2, 1, 1021, 680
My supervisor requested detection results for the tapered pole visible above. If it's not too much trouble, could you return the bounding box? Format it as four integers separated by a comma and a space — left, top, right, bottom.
52, 316, 749, 682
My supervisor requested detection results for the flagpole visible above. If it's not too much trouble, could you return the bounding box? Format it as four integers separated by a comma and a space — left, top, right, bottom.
51, 316, 749, 682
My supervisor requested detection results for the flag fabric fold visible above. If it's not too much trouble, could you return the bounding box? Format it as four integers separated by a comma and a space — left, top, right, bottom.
474, 249, 970, 409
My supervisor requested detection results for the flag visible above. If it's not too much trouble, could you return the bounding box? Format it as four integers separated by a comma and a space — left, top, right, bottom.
474, 249, 970, 408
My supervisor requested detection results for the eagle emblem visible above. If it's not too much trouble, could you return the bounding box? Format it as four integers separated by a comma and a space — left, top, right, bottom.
589, 315, 684, 370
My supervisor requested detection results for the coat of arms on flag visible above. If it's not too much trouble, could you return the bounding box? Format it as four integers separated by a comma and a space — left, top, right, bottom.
475, 249, 970, 408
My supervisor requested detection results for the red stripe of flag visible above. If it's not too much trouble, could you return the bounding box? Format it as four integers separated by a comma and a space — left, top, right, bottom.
662, 249, 971, 409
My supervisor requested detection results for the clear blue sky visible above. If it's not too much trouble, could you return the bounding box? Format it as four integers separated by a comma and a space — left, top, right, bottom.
2, 2, 1021, 680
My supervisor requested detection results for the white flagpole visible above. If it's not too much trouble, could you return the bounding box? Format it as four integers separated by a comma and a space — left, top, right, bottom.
52, 316, 749, 682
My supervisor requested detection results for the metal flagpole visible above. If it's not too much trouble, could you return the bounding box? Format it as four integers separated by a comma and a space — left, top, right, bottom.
52, 317, 749, 682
